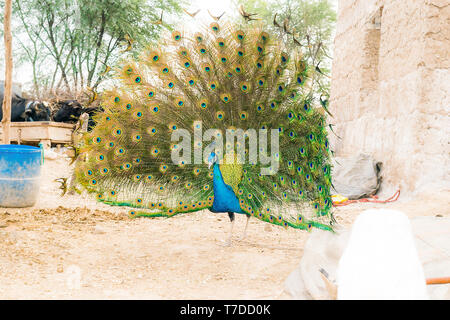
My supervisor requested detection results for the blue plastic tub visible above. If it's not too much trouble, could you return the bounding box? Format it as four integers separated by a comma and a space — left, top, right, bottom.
0, 144, 42, 207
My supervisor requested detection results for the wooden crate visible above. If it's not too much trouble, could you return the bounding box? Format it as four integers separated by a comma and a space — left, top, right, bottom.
0, 121, 75, 148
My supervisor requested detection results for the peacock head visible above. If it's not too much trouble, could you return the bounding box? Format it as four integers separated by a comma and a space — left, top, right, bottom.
208, 152, 218, 169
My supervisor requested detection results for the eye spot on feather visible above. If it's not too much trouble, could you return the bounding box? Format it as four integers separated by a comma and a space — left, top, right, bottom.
172, 31, 182, 41
179, 48, 188, 56
236, 30, 245, 40
133, 111, 143, 119
93, 137, 101, 144
124, 162, 131, 170
114, 97, 120, 103
115, 147, 126, 156
210, 22, 219, 32
199, 99, 208, 109
270, 101, 277, 110
240, 111, 248, 120
176, 99, 184, 107
220, 94, 230, 103
147, 127, 157, 136
113, 128, 123, 136
105, 141, 115, 149
151, 147, 159, 157
159, 164, 168, 173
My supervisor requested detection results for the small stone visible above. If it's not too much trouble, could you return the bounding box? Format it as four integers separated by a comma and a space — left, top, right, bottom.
57, 265, 64, 273
93, 225, 106, 234
264, 224, 272, 232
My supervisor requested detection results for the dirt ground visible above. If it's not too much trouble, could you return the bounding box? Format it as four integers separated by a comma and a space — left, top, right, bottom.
0, 153, 448, 299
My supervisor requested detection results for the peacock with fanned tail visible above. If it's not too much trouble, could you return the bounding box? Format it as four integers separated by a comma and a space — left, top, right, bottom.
76, 19, 335, 244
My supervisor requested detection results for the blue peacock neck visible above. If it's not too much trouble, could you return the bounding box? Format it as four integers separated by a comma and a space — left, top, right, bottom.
210, 163, 244, 214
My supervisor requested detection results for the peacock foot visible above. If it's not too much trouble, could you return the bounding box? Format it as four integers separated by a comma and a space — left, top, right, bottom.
218, 238, 233, 247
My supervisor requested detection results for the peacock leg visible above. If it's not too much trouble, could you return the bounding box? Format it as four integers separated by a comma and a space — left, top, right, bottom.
219, 212, 235, 246
237, 214, 251, 241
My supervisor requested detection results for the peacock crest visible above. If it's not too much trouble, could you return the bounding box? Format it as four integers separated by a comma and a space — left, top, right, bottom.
76, 20, 334, 232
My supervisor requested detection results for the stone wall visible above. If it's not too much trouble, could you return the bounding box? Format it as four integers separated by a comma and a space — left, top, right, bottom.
330, 0, 450, 195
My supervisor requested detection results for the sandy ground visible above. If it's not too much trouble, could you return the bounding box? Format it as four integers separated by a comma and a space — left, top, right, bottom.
0, 153, 449, 299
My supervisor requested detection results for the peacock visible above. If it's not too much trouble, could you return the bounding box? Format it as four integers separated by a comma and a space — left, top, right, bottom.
75, 18, 334, 244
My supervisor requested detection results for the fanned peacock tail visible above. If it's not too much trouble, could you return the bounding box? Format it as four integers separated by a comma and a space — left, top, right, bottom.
75, 20, 334, 231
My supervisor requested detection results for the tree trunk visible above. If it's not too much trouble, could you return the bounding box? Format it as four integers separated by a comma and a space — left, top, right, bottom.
2, 0, 13, 145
